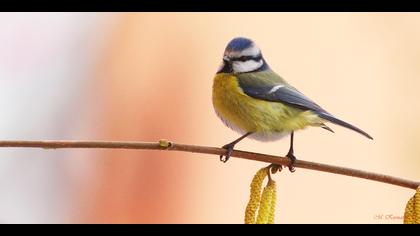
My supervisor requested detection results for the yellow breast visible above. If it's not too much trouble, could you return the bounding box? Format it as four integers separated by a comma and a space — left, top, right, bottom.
212, 73, 321, 141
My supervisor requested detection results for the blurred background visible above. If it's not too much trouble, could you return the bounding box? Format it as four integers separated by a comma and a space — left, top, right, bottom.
0, 12, 419, 223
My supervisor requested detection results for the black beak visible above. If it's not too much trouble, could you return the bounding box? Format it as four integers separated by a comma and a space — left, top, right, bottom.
218, 56, 233, 73
223, 56, 231, 64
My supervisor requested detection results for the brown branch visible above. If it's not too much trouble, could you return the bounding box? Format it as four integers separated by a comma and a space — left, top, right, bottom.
0, 139, 418, 190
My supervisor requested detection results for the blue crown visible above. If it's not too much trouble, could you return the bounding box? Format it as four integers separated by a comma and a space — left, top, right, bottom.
225, 37, 254, 51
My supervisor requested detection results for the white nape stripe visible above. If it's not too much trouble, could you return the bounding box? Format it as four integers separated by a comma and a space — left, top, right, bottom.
240, 44, 261, 57
232, 59, 263, 73
268, 85, 285, 94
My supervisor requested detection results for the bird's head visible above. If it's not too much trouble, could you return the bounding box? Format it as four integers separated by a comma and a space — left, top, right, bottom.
217, 37, 269, 74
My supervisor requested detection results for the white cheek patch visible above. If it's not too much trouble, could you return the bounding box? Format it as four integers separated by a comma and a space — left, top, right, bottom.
232, 59, 263, 73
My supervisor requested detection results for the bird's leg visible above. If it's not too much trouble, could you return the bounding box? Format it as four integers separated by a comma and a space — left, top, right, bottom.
285, 132, 297, 172
220, 132, 253, 163
269, 132, 297, 174
220, 132, 297, 173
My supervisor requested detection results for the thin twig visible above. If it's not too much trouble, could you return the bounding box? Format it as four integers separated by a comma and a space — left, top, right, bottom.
0, 140, 418, 190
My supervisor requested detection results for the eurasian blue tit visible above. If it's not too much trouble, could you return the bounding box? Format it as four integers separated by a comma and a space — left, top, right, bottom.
212, 37, 372, 171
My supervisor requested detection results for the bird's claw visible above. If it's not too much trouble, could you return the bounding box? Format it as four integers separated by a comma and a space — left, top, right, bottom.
286, 152, 297, 173
220, 143, 235, 163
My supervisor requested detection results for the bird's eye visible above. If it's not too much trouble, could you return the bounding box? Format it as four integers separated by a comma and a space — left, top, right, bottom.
235, 56, 253, 62
232, 55, 262, 62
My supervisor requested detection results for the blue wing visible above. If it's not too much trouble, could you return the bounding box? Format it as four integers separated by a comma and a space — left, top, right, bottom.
237, 71, 373, 139
240, 83, 326, 112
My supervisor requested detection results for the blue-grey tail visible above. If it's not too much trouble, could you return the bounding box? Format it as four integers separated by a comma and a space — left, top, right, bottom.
317, 112, 373, 140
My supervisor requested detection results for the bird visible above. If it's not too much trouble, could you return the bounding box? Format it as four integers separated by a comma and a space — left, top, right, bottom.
212, 37, 373, 172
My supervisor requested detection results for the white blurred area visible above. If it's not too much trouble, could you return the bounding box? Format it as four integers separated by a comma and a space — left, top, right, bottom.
0, 13, 114, 223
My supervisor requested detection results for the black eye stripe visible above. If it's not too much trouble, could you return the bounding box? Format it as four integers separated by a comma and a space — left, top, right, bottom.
231, 55, 262, 62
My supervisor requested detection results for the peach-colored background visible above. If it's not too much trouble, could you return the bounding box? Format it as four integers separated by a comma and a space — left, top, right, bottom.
0, 13, 419, 223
